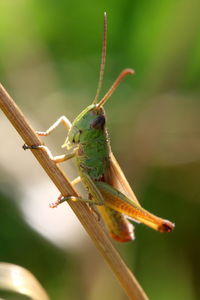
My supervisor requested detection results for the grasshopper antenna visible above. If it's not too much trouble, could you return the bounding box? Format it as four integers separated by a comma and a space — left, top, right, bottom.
97, 68, 135, 108
93, 12, 107, 104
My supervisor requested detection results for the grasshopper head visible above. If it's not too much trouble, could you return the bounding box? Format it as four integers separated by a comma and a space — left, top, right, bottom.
62, 12, 134, 150
62, 67, 134, 151
62, 104, 106, 149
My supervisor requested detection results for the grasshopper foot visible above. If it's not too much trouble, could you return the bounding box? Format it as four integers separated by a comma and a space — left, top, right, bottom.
23, 144, 40, 150
49, 194, 63, 208
36, 131, 48, 136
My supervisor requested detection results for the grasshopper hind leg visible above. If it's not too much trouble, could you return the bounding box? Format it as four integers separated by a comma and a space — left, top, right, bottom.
96, 181, 174, 233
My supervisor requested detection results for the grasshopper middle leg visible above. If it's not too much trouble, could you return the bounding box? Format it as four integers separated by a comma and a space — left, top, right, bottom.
23, 144, 76, 163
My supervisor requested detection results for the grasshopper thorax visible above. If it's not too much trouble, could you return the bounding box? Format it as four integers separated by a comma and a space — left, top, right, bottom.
62, 104, 106, 150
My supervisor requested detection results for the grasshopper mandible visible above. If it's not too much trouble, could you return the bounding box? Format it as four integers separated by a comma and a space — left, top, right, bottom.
25, 13, 174, 242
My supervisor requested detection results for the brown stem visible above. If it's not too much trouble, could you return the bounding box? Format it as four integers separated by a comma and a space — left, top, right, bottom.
0, 83, 149, 300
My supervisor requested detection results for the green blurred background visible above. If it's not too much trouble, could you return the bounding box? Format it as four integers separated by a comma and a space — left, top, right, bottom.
0, 0, 200, 299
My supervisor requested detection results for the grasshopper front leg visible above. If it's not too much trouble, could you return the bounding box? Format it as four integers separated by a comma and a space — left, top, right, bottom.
36, 116, 72, 136
23, 116, 75, 163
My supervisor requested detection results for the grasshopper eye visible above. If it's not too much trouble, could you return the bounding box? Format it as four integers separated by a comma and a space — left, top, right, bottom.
91, 115, 105, 130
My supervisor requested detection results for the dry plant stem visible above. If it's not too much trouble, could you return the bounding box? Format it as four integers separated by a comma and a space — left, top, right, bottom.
0, 83, 149, 300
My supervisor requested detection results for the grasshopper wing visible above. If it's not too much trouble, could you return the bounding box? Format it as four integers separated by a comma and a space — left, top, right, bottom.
107, 152, 140, 206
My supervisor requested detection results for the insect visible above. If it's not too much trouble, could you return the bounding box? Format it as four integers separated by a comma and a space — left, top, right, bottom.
24, 13, 174, 242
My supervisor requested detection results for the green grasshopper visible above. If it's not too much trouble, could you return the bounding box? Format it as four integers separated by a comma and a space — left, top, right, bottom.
25, 13, 174, 242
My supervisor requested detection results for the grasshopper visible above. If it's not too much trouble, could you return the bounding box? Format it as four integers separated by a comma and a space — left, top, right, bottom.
25, 13, 174, 242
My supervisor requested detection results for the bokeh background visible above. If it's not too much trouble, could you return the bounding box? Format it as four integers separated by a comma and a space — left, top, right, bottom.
0, 1, 200, 299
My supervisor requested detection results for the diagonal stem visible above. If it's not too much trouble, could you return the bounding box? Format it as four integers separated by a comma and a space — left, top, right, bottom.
0, 83, 149, 300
